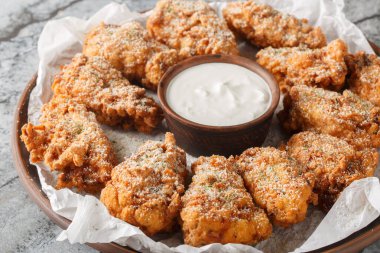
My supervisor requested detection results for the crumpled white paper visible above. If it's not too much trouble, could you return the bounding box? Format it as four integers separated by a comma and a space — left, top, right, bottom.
294, 177, 380, 253
27, 1, 380, 253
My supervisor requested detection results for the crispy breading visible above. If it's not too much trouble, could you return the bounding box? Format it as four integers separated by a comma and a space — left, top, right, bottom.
346, 51, 380, 106
282, 131, 378, 210
146, 0, 239, 59
223, 1, 326, 49
52, 54, 162, 133
100, 133, 186, 236
279, 85, 380, 149
181, 155, 272, 246
256, 39, 348, 93
21, 95, 116, 193
235, 147, 316, 227
83, 21, 178, 90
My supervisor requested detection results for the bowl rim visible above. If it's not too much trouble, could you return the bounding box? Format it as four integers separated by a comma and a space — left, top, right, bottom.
157, 54, 280, 132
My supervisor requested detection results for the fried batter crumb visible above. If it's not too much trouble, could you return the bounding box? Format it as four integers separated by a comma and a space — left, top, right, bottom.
257, 39, 348, 93
235, 147, 316, 227
21, 95, 116, 193
282, 131, 378, 211
83, 21, 178, 90
100, 133, 186, 236
279, 85, 380, 149
223, 0, 326, 49
52, 54, 162, 133
346, 51, 380, 107
147, 0, 239, 59
181, 155, 272, 246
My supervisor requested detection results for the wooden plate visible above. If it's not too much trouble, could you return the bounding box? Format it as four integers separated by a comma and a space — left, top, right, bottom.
12, 42, 380, 253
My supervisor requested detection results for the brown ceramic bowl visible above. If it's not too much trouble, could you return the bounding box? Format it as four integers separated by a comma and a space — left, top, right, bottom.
158, 54, 280, 157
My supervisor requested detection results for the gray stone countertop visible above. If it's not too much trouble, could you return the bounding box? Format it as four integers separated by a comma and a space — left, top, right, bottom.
0, 0, 379, 252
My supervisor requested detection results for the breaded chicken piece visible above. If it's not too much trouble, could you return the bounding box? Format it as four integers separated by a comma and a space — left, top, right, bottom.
279, 85, 380, 149
146, 0, 239, 59
223, 1, 326, 49
256, 39, 348, 93
100, 133, 186, 236
52, 54, 162, 133
181, 155, 272, 246
346, 52, 380, 107
282, 131, 378, 210
235, 147, 316, 227
21, 95, 116, 193
83, 21, 178, 90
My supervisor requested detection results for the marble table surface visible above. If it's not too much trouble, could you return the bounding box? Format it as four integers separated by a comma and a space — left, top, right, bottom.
1, 0, 379, 252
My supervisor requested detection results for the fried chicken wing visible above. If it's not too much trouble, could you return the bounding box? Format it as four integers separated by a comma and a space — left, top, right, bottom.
282, 131, 378, 210
181, 155, 272, 246
235, 147, 316, 227
223, 1, 326, 49
346, 52, 380, 106
52, 54, 162, 133
146, 0, 239, 59
256, 39, 348, 92
21, 95, 116, 193
279, 85, 380, 149
83, 21, 178, 90
100, 133, 186, 236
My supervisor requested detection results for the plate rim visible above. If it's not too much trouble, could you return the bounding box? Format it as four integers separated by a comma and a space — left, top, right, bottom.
11, 42, 380, 253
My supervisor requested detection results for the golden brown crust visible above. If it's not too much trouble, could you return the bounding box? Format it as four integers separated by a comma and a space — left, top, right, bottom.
20, 95, 116, 193
223, 1, 326, 49
279, 85, 380, 149
52, 54, 162, 133
283, 131, 378, 210
21, 124, 48, 163
256, 39, 348, 92
100, 133, 186, 236
235, 147, 316, 227
147, 0, 239, 59
83, 22, 178, 90
346, 51, 380, 107
181, 155, 272, 246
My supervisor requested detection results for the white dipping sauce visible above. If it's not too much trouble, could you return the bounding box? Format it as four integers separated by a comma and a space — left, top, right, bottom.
166, 63, 272, 126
